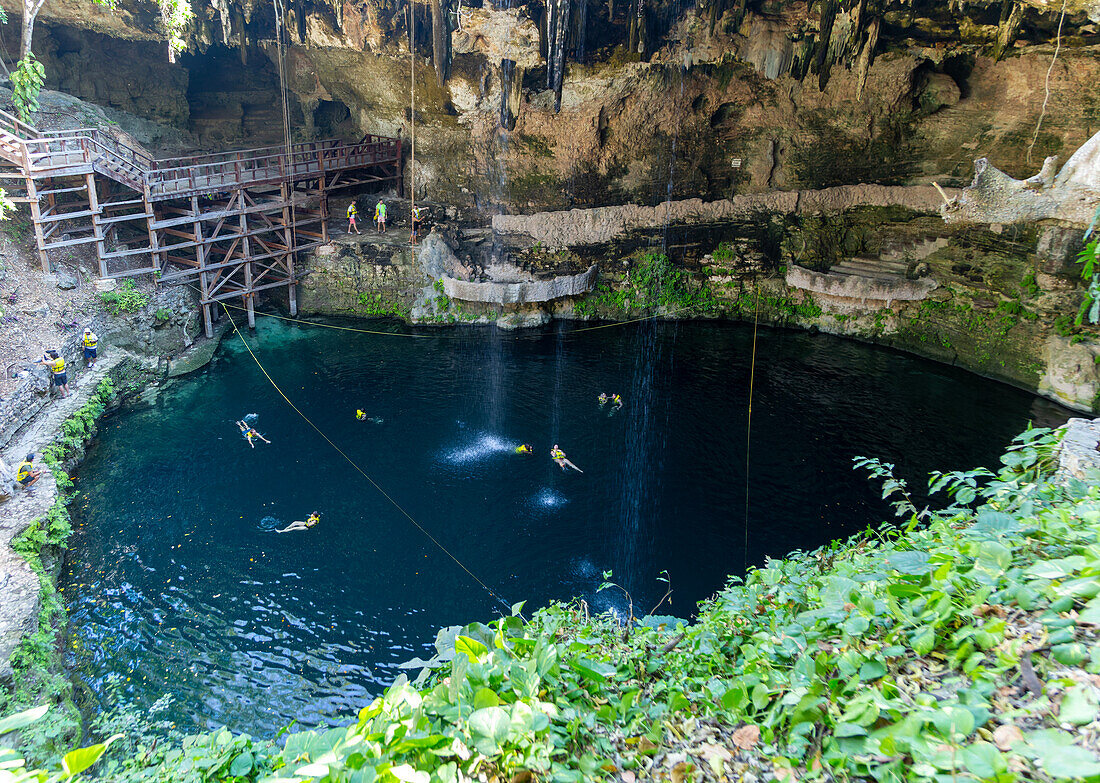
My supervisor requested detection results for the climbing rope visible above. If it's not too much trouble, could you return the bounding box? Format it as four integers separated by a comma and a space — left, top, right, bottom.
219, 300, 516, 615
743, 286, 760, 574
272, 0, 300, 269
409, 0, 417, 264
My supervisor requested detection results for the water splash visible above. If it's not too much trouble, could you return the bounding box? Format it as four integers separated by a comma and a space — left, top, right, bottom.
531, 488, 569, 509
258, 516, 282, 532
439, 432, 514, 465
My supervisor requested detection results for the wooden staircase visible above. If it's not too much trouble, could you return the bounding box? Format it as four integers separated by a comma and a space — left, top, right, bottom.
0, 109, 402, 335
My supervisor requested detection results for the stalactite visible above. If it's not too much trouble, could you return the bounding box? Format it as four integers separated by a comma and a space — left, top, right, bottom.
628, 0, 647, 58
233, 6, 248, 62
813, 0, 838, 90
993, 0, 1024, 61
500, 58, 524, 131
214, 0, 231, 44
551, 0, 569, 111
430, 0, 452, 85
574, 0, 587, 61
546, 0, 558, 90
854, 15, 880, 99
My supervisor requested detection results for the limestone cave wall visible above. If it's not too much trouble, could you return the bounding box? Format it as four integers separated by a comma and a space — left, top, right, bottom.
0, 0, 1096, 213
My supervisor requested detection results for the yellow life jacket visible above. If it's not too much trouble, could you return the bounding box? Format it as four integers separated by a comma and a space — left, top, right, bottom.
48, 357, 65, 375
307, 514, 320, 526
347, 203, 358, 218
16, 461, 33, 481
516, 445, 530, 454
83, 333, 98, 348
551, 449, 564, 459
375, 202, 387, 220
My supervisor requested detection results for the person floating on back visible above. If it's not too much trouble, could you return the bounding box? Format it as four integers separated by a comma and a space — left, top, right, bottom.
16, 453, 41, 488
375, 199, 387, 233
278, 512, 321, 533
347, 201, 361, 235
37, 350, 68, 398
550, 444, 583, 473
516, 443, 533, 455
82, 328, 99, 368
236, 420, 271, 448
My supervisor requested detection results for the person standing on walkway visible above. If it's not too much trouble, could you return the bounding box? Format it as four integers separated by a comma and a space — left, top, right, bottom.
347, 200, 361, 234
374, 199, 387, 233
37, 350, 68, 398
82, 327, 98, 368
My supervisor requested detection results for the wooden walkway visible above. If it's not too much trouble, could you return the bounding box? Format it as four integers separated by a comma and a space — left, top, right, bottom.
0, 109, 402, 336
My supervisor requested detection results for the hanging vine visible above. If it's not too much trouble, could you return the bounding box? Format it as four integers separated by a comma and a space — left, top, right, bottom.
159, 0, 195, 62
11, 53, 44, 123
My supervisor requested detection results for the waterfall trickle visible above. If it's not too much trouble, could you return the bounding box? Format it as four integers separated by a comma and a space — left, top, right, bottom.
613, 321, 676, 603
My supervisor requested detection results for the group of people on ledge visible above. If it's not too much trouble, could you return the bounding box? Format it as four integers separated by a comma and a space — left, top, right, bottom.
35, 327, 99, 401
346, 198, 429, 242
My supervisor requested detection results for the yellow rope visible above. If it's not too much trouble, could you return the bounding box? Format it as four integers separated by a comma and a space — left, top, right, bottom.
219, 301, 515, 614
744, 286, 760, 573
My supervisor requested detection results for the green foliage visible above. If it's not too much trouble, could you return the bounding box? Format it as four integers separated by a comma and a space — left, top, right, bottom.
11, 54, 45, 123
1020, 270, 1040, 298
99, 280, 149, 315
154, 308, 171, 322
357, 291, 411, 320
1, 378, 117, 756
16, 423, 1100, 782
1075, 208, 1100, 325
159, 0, 194, 60
575, 253, 718, 318
2, 214, 31, 240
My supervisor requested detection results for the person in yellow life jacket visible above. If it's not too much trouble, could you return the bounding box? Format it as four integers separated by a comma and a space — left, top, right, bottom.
236, 420, 271, 448
15, 453, 41, 488
356, 409, 367, 420
516, 443, 533, 455
598, 392, 608, 406
411, 205, 428, 243
278, 511, 321, 533
346, 201, 360, 234
374, 200, 387, 233
37, 350, 68, 398
551, 444, 583, 473
82, 327, 99, 368
610, 393, 623, 408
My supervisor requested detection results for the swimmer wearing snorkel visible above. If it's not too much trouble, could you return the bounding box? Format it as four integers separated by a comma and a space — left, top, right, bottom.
236, 420, 271, 448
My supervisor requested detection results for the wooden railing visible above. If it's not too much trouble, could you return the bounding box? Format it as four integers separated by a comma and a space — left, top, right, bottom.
0, 109, 400, 199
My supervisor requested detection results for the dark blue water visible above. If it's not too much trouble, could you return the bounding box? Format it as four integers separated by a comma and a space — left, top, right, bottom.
61, 319, 1068, 735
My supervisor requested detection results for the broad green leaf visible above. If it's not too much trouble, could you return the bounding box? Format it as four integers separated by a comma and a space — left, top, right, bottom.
1036, 744, 1100, 778
468, 706, 510, 741
886, 551, 932, 575
569, 657, 615, 684
472, 687, 501, 709
0, 705, 48, 735
62, 734, 121, 779
390, 764, 430, 783
228, 751, 253, 777
911, 625, 936, 656
932, 707, 975, 739
455, 635, 488, 663
1060, 685, 1099, 726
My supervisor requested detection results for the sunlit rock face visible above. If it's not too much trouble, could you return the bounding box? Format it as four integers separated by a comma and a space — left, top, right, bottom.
3, 0, 1099, 213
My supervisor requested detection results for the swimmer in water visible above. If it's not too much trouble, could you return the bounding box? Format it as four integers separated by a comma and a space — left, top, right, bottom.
356, 409, 366, 420
610, 393, 623, 409
516, 443, 533, 455
550, 444, 583, 473
278, 512, 321, 533
598, 393, 608, 406
236, 420, 271, 448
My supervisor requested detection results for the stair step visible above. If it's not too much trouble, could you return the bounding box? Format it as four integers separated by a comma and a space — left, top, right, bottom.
42, 235, 100, 250
98, 212, 154, 225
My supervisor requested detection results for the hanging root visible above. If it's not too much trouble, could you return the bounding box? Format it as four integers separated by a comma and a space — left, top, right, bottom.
1027, 0, 1067, 165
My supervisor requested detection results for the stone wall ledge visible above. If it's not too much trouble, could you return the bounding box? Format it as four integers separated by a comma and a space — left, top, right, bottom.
442, 264, 598, 304
492, 185, 956, 248
785, 264, 938, 305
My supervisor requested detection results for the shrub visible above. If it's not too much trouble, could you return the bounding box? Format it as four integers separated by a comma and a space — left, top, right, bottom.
99, 280, 149, 315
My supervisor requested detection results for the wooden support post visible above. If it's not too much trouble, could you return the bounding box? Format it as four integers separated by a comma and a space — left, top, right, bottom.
238, 189, 256, 329
192, 195, 214, 339
143, 188, 162, 275
281, 182, 298, 316
24, 176, 50, 272
86, 173, 108, 278
318, 176, 329, 244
